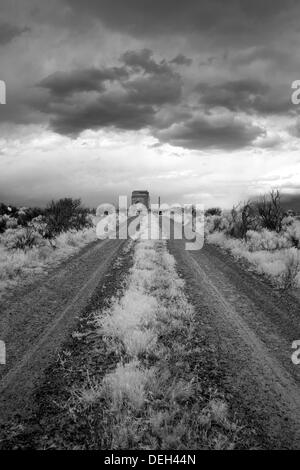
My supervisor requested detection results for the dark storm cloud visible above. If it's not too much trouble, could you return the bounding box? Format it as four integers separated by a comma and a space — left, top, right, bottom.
170, 54, 193, 66
48, 96, 155, 135
124, 75, 181, 105
158, 114, 264, 150
38, 67, 129, 97
196, 79, 269, 109
0, 22, 29, 45
196, 80, 293, 115
121, 50, 182, 105
64, 0, 299, 38
35, 49, 182, 135
232, 46, 292, 66
120, 49, 175, 76
2, 0, 298, 154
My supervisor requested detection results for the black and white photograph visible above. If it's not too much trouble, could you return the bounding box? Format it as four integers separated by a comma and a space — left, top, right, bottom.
0, 0, 300, 454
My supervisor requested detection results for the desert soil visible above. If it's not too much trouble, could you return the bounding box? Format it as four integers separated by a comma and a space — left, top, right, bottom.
167, 231, 300, 449
0, 217, 299, 449
0, 237, 127, 425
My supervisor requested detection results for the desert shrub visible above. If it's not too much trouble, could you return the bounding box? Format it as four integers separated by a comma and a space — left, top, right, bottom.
5, 217, 18, 229
205, 215, 229, 234
0, 203, 8, 216
0, 204, 45, 231
205, 207, 222, 216
255, 190, 283, 232
245, 229, 291, 252
282, 215, 295, 227
225, 208, 245, 239
54, 228, 96, 250
207, 232, 300, 290
279, 248, 300, 289
205, 191, 300, 289
16, 206, 44, 227
29, 215, 51, 238
0, 227, 45, 251
0, 203, 18, 217
0, 216, 6, 233
206, 191, 286, 239
285, 220, 300, 248
45, 198, 91, 236
0, 227, 97, 295
224, 202, 260, 239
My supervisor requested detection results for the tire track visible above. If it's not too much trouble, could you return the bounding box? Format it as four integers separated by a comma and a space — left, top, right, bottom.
168, 236, 300, 449
0, 238, 127, 424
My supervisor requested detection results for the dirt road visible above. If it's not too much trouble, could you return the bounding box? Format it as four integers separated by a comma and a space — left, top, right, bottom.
168, 233, 300, 449
0, 237, 127, 424
1, 214, 300, 449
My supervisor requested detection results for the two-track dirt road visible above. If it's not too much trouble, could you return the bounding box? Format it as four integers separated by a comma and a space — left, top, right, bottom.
167, 229, 300, 449
0, 237, 127, 424
1, 214, 300, 448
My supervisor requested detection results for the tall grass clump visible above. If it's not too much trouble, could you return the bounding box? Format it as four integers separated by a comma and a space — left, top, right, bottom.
73, 215, 241, 450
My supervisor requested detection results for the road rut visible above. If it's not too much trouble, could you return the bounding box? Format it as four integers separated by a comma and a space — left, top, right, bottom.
0, 238, 127, 424
168, 237, 300, 449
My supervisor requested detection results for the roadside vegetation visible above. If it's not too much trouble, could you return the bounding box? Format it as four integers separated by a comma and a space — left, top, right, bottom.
65, 217, 247, 449
0, 215, 258, 450
205, 190, 300, 290
0, 198, 95, 296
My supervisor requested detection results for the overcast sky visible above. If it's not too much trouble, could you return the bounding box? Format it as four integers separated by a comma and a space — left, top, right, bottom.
0, 0, 300, 208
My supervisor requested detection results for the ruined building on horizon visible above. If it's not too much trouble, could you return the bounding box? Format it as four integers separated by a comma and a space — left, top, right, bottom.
131, 190, 150, 210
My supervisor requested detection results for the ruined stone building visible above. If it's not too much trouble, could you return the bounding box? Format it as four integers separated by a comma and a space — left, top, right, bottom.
131, 190, 150, 210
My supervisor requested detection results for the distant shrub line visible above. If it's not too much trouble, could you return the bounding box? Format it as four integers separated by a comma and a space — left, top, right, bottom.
0, 198, 93, 251
204, 190, 300, 289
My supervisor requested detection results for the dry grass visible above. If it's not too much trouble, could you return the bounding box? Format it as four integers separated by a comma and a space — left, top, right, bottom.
208, 231, 300, 289
102, 360, 155, 410
72, 375, 103, 407
0, 228, 97, 297
98, 290, 158, 356
72, 215, 241, 449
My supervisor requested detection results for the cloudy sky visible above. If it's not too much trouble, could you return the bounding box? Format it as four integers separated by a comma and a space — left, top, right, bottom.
0, 0, 300, 208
